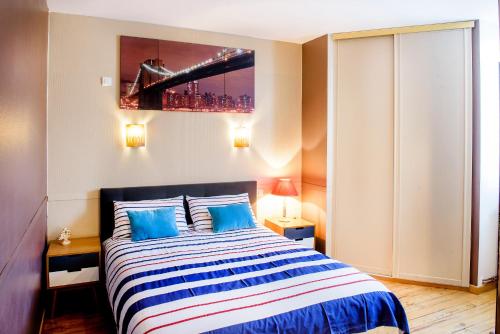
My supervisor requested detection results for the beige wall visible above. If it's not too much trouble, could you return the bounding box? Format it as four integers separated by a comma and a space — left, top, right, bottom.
47, 13, 302, 240
301, 35, 327, 253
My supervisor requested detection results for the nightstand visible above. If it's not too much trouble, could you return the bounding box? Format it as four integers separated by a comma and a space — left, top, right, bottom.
265, 217, 315, 249
46, 236, 101, 317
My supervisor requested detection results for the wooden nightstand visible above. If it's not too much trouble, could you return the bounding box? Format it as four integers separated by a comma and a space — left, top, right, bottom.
265, 217, 316, 249
46, 236, 101, 317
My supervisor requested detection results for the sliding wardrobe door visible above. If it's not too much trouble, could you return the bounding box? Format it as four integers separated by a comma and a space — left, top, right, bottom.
395, 29, 472, 286
334, 36, 394, 275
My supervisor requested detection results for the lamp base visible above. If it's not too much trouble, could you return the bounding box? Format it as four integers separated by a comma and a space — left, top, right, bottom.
279, 217, 291, 223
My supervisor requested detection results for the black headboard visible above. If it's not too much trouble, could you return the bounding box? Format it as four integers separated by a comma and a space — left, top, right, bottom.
99, 181, 257, 242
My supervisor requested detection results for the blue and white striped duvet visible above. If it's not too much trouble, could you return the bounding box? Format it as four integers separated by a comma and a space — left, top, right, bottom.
104, 226, 409, 334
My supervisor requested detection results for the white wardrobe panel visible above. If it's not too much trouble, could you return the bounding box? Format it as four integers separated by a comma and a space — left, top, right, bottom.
334, 36, 394, 275
395, 29, 472, 286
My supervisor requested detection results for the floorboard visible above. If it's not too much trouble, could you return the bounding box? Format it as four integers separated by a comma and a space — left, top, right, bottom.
382, 281, 496, 334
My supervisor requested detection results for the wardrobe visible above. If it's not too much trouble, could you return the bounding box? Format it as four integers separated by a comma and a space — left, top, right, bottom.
302, 21, 474, 288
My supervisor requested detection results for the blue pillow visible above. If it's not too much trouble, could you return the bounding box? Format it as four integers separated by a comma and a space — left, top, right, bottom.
208, 203, 256, 233
127, 207, 179, 241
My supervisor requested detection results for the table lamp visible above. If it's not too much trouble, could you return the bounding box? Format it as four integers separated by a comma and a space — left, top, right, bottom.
272, 178, 298, 222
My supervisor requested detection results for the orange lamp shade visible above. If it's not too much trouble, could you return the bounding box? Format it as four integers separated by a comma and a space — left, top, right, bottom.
272, 178, 298, 196
234, 126, 250, 148
126, 124, 145, 147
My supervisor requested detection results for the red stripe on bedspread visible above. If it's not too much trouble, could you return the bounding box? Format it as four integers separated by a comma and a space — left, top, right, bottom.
130, 271, 364, 334
142, 278, 376, 334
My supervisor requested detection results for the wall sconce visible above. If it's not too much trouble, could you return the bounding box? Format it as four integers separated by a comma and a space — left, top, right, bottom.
234, 126, 250, 148
126, 124, 145, 147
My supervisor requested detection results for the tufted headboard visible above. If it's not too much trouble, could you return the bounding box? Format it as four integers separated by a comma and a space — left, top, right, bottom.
99, 181, 257, 242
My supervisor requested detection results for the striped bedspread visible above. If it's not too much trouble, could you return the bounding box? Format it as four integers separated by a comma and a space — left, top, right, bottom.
104, 226, 409, 334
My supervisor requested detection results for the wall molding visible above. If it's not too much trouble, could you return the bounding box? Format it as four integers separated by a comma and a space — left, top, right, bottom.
0, 196, 47, 279
47, 178, 296, 202
48, 194, 99, 202
302, 180, 327, 193
0, 196, 47, 334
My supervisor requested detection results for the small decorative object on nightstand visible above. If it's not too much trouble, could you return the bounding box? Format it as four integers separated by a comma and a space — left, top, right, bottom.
265, 217, 315, 249
57, 227, 72, 246
46, 236, 101, 317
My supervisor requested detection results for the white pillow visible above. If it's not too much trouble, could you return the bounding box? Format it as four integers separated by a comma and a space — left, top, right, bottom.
113, 196, 188, 239
186, 193, 256, 232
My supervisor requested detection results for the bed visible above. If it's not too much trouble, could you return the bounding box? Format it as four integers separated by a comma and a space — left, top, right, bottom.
100, 181, 409, 334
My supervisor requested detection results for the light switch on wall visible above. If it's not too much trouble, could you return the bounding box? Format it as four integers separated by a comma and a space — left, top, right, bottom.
101, 76, 112, 87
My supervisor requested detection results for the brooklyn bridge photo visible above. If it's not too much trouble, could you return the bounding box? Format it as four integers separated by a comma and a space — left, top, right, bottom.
120, 36, 255, 112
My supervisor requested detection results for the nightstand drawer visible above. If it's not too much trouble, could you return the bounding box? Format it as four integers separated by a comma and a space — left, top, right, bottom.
295, 237, 315, 249
49, 267, 99, 288
284, 226, 314, 240
49, 253, 99, 273
45, 237, 101, 316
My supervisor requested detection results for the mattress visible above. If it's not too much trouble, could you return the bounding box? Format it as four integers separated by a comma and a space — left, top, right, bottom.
104, 226, 409, 334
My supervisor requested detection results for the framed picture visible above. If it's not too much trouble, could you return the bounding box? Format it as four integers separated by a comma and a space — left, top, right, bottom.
120, 36, 255, 113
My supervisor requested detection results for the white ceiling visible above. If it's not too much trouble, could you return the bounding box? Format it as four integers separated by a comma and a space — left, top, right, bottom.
47, 0, 497, 44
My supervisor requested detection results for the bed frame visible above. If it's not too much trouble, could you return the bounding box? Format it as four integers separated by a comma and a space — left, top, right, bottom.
99, 180, 257, 243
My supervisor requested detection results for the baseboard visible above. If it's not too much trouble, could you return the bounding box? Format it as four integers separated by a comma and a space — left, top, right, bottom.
371, 274, 470, 292
38, 309, 45, 334
469, 281, 497, 295
394, 272, 464, 287
372, 274, 497, 295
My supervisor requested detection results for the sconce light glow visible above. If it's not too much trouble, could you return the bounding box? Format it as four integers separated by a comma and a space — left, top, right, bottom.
234, 126, 250, 148
126, 124, 145, 147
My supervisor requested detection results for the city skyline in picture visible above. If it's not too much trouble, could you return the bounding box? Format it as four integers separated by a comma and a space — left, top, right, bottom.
120, 36, 255, 112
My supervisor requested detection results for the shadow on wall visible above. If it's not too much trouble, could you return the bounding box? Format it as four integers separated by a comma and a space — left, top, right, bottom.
302, 182, 327, 254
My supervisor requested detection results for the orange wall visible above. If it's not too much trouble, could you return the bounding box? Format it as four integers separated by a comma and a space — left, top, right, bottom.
301, 35, 328, 253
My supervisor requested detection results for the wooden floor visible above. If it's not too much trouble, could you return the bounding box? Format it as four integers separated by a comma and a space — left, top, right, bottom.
42, 288, 115, 334
42, 281, 496, 334
379, 281, 496, 334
